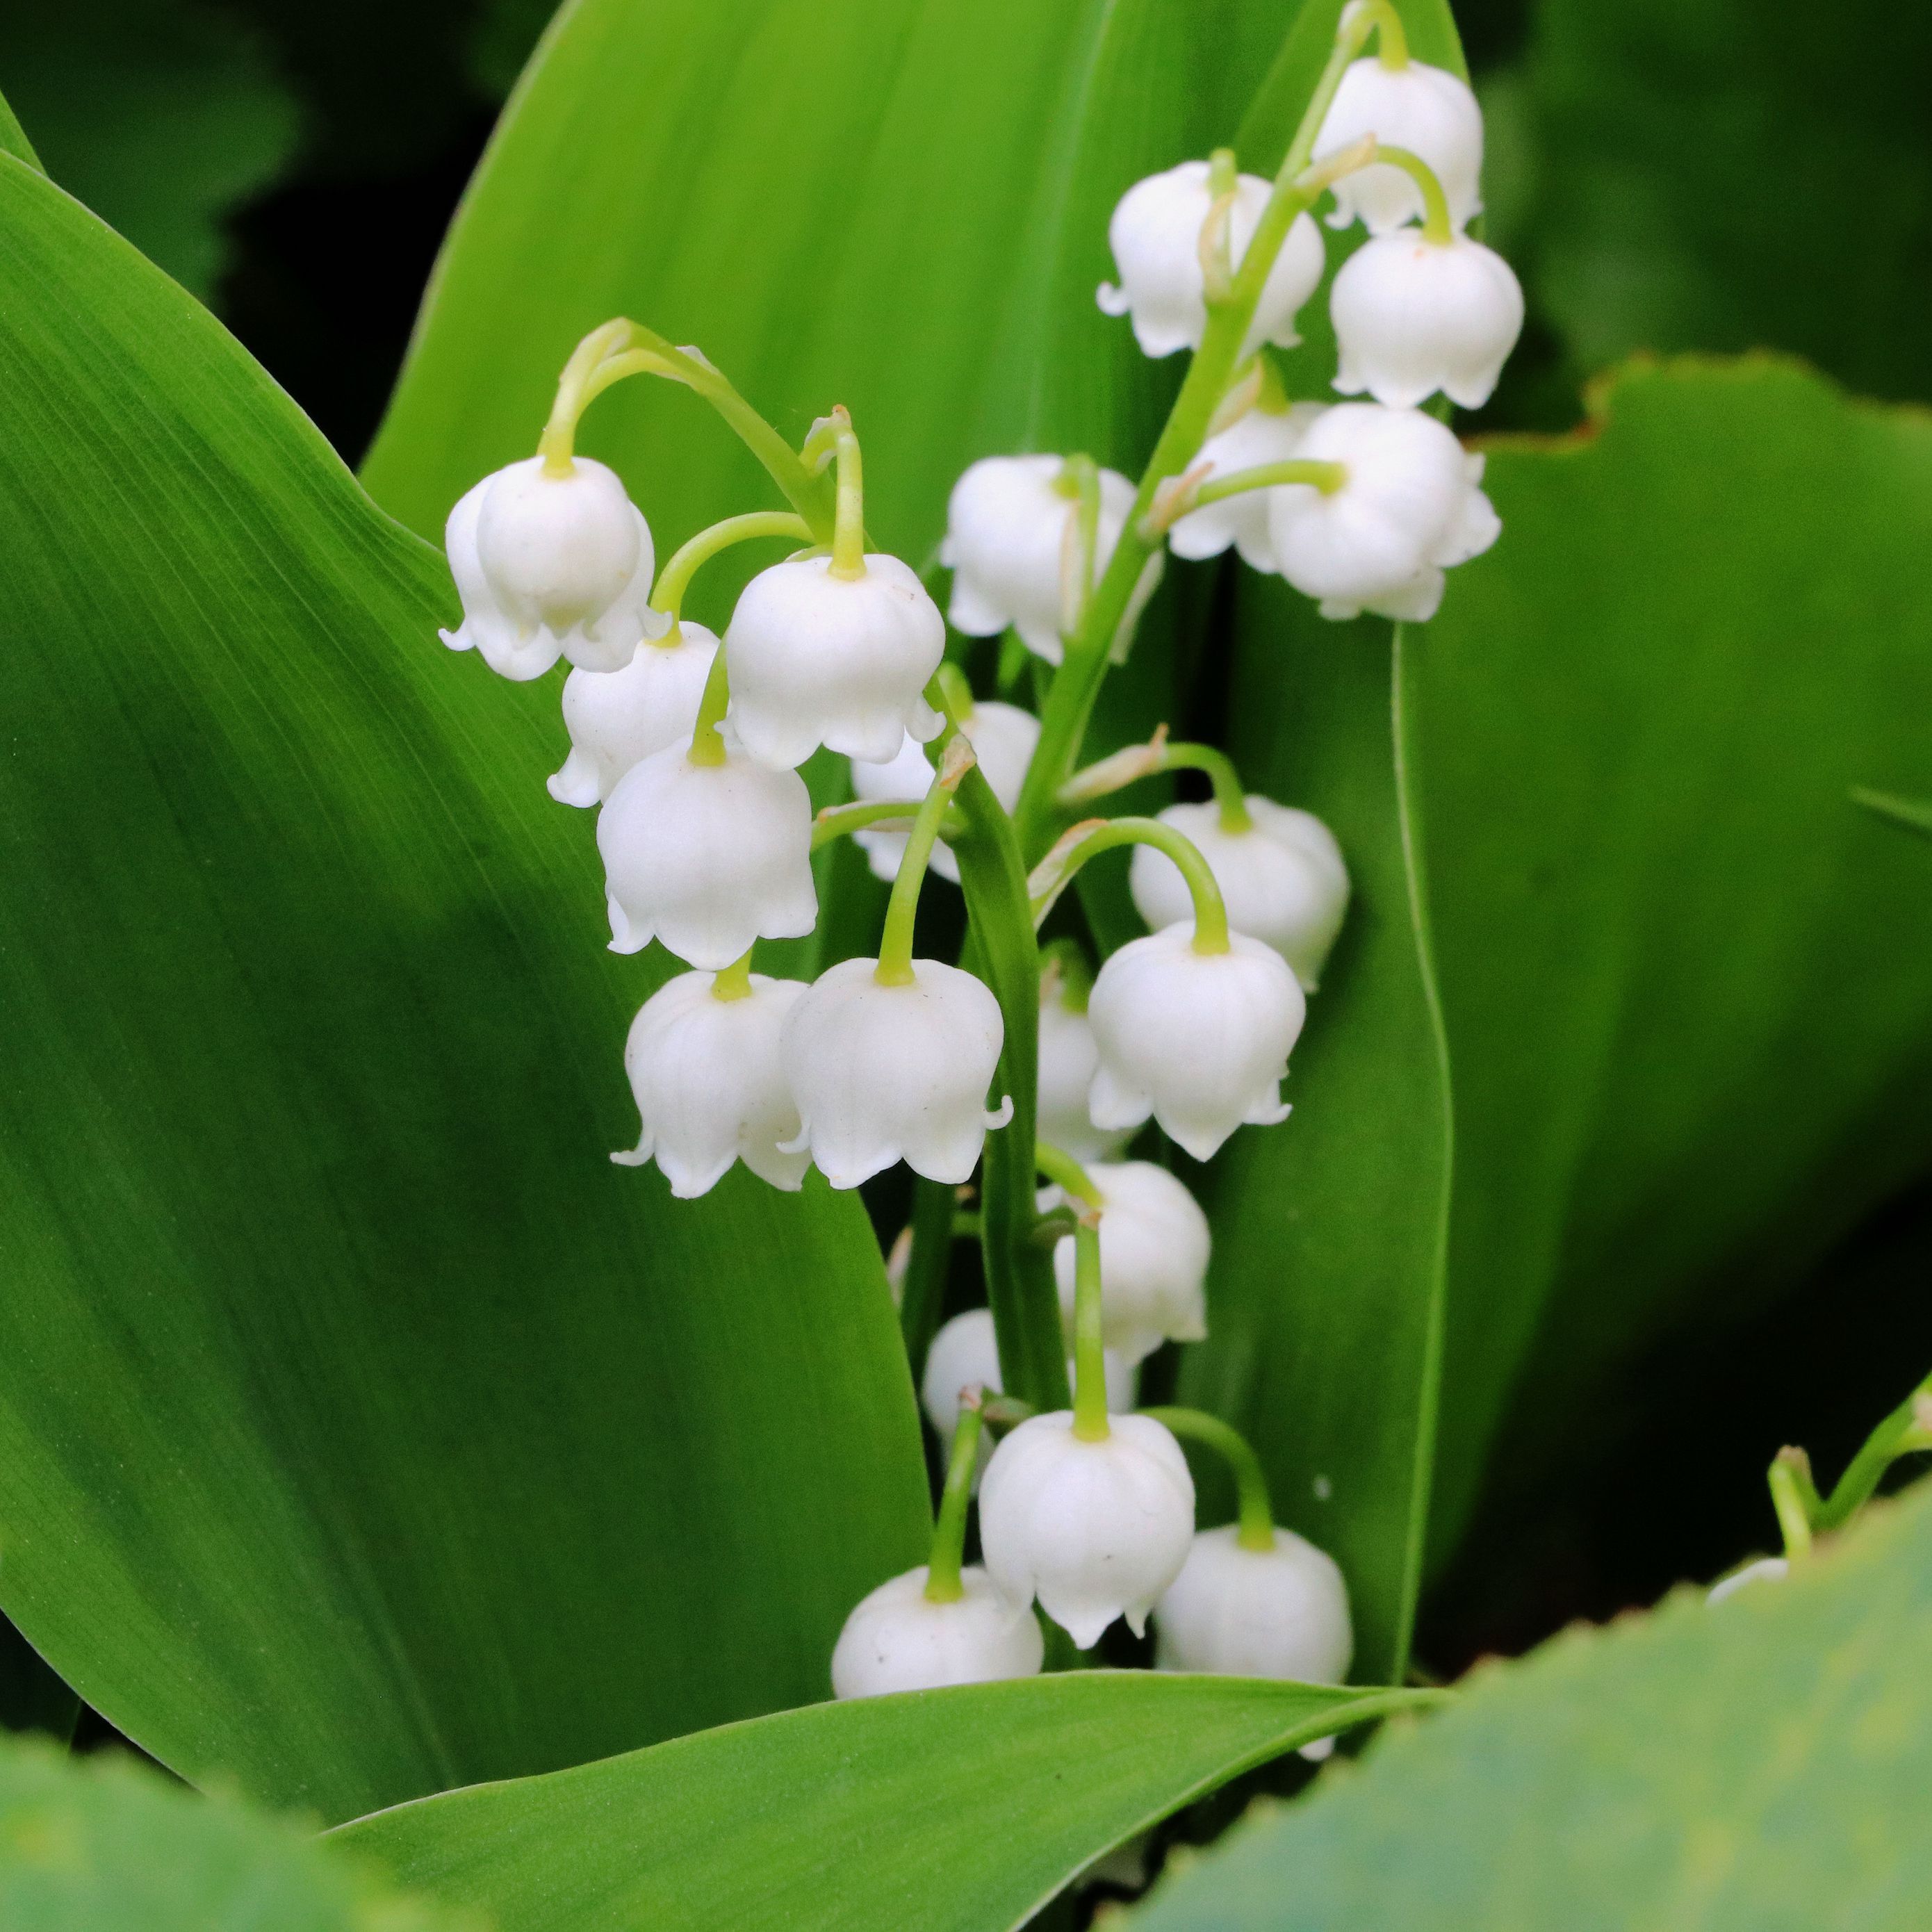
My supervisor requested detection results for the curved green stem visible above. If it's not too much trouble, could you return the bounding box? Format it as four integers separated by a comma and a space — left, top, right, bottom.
686, 643, 732, 768
1367, 142, 1455, 245
1144, 1407, 1277, 1551
934, 660, 976, 724
711, 951, 754, 1001
924, 1400, 985, 1603
1070, 1218, 1110, 1441
1031, 816, 1229, 953
537, 319, 632, 473
811, 798, 931, 850
1187, 459, 1346, 512
830, 419, 867, 580
1035, 1140, 1102, 1208
1040, 937, 1094, 1013
1349, 0, 1410, 69
876, 738, 973, 984
1161, 742, 1254, 833
1771, 1367, 1932, 1541
1769, 1457, 1814, 1564
653, 511, 814, 623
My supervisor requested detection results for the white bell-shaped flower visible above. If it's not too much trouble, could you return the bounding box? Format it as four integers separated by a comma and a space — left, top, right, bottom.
1088, 925, 1307, 1161
547, 622, 719, 807
596, 734, 817, 969
979, 1411, 1196, 1648
830, 1565, 1043, 1698
1129, 799, 1350, 991
723, 552, 944, 769
1154, 1524, 1353, 1681
849, 701, 1041, 885
609, 969, 807, 1197
441, 455, 666, 680
940, 455, 1160, 666
1045, 1162, 1209, 1367
1332, 229, 1524, 409
1096, 161, 1327, 360
1169, 404, 1327, 573
1266, 403, 1500, 623
922, 1308, 1134, 1455
780, 958, 1010, 1188
1313, 58, 1484, 234
1038, 986, 1133, 1162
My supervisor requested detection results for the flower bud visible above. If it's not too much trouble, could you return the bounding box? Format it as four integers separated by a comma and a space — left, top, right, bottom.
1331, 229, 1523, 409
979, 1411, 1196, 1648
596, 735, 817, 969
849, 701, 1041, 885
1088, 925, 1307, 1161
922, 1308, 1134, 1454
441, 456, 666, 680
940, 456, 1159, 667
1129, 799, 1350, 991
1154, 1524, 1353, 1681
547, 623, 719, 807
1169, 404, 1327, 573
781, 958, 1010, 1188
1044, 1162, 1209, 1366
1313, 58, 1484, 235
1096, 161, 1327, 360
1037, 984, 1132, 1162
610, 970, 806, 1196
830, 1565, 1043, 1698
1266, 403, 1500, 623
724, 552, 944, 769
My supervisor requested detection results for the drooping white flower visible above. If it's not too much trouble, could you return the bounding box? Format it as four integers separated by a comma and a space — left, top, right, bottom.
1313, 58, 1484, 235
1154, 1525, 1354, 1681
1044, 1162, 1209, 1366
1266, 403, 1499, 623
849, 701, 1041, 885
1096, 161, 1327, 359
610, 970, 806, 1196
1037, 984, 1133, 1162
781, 958, 1010, 1188
1129, 799, 1350, 991
596, 734, 817, 968
547, 622, 719, 807
921, 1308, 1134, 1455
1088, 925, 1307, 1161
441, 455, 666, 680
830, 1565, 1043, 1698
979, 1410, 1196, 1648
1168, 404, 1327, 573
1331, 229, 1524, 409
1708, 1556, 1790, 1606
940, 455, 1161, 667
723, 552, 944, 769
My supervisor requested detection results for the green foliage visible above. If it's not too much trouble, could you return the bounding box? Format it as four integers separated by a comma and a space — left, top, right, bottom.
0, 1, 298, 299
339, 1674, 1440, 1932
1129, 1479, 1932, 1930
1484, 0, 1932, 414
0, 1733, 476, 1931
0, 150, 926, 1824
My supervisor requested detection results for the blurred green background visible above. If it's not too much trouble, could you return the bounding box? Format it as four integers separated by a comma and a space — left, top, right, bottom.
2, 0, 1928, 1708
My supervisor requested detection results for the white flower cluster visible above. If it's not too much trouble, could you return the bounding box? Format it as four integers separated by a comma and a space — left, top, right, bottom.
436, 10, 1513, 1715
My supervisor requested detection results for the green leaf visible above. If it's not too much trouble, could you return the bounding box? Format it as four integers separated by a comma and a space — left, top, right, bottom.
1490, 0, 1932, 411
0, 1730, 479, 1931
1853, 787, 1932, 840
1419, 359, 1932, 1550
337, 1674, 1441, 1932
1127, 1480, 1932, 1930
0, 1, 300, 300
0, 151, 926, 1823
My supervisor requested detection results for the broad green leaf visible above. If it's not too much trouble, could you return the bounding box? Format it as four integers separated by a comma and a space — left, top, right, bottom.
1174, 0, 1468, 1687
0, 81, 40, 169
1419, 360, 1932, 1550
0, 152, 926, 1823
1488, 0, 1932, 412
338, 1674, 1441, 1932
0, 1, 299, 300
0, 1731, 477, 1931
1128, 1480, 1932, 1930
1853, 788, 1932, 840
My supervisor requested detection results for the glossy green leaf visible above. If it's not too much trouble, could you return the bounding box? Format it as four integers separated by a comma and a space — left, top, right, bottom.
0, 1, 299, 300
1129, 1480, 1932, 1931
0, 1732, 478, 1931
1418, 359, 1932, 1550
338, 1674, 1440, 1932
0, 152, 926, 1823
1853, 788, 1932, 841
